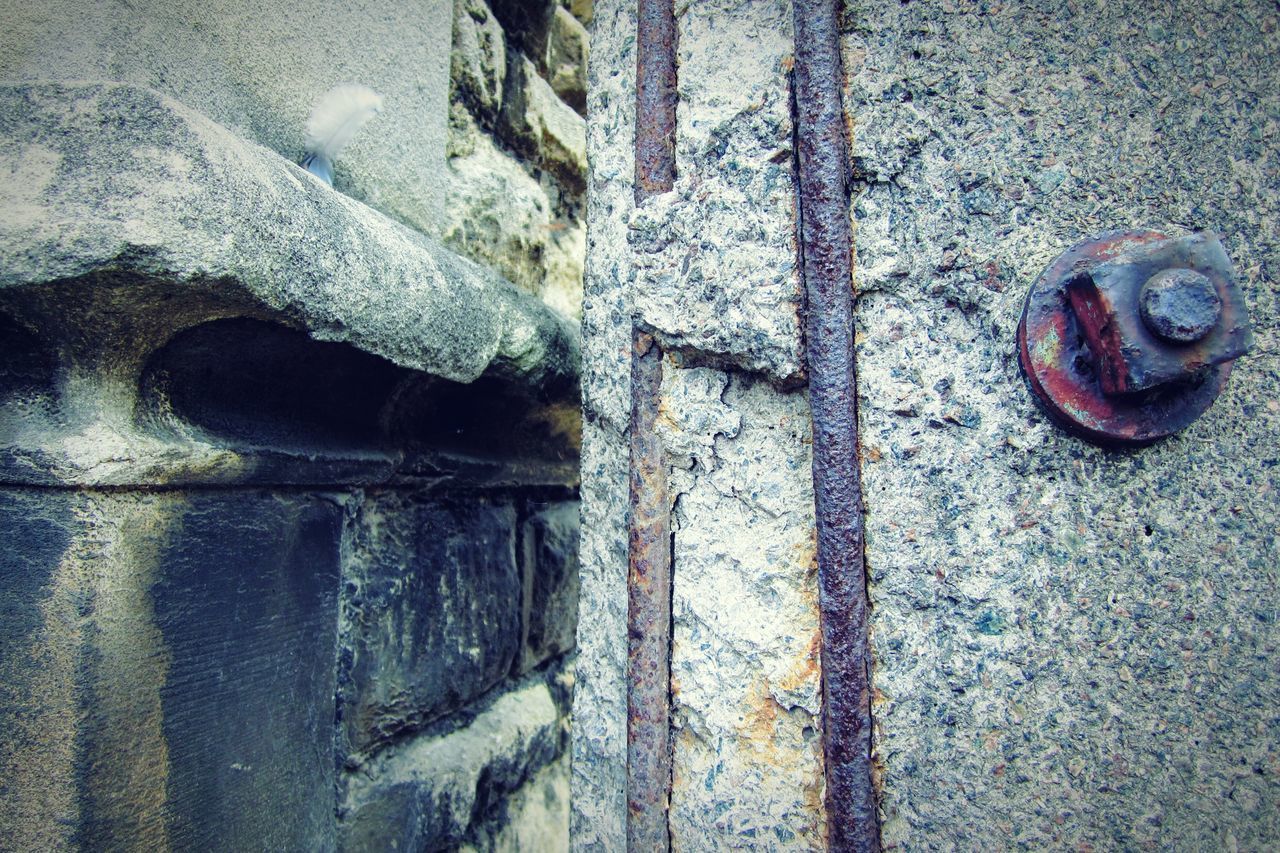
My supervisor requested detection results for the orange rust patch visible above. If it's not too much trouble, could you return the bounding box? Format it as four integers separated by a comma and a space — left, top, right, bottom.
735, 679, 788, 768
778, 630, 822, 696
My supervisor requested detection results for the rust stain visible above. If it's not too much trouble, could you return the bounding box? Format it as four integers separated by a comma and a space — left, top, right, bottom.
1018, 230, 1249, 445
778, 630, 823, 696
635, 0, 678, 202
734, 679, 792, 772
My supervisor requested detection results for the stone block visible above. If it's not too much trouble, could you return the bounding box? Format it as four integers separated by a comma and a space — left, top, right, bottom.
501, 53, 588, 196
452, 0, 508, 121
0, 0, 454, 237
0, 489, 343, 850
0, 82, 579, 396
462, 752, 570, 851
0, 490, 78, 850
444, 114, 586, 319
487, 0, 558, 74
547, 7, 588, 114
152, 492, 344, 851
518, 501, 581, 672
563, 0, 593, 25
338, 494, 522, 760
338, 679, 563, 851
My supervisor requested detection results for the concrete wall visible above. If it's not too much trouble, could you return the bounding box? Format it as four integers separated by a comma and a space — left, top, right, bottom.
573, 0, 826, 847
848, 1, 1279, 848
574, 0, 1279, 849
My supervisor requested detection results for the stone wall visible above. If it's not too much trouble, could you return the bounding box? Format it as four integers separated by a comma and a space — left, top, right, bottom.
445, 0, 590, 320
0, 2, 587, 849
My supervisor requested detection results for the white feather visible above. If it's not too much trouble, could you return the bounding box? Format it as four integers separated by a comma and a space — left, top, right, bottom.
304, 84, 383, 162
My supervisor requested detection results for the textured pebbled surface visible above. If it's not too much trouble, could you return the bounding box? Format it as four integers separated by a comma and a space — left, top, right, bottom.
846, 1, 1280, 848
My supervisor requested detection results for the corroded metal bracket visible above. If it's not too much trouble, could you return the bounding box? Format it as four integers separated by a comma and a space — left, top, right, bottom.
1018, 230, 1253, 446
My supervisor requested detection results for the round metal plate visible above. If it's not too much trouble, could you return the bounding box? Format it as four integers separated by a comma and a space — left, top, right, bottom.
1016, 230, 1233, 446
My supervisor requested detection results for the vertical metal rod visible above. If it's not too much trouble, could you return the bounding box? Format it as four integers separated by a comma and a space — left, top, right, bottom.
629, 0, 677, 850
635, 0, 678, 202
791, 1, 881, 850
626, 333, 672, 852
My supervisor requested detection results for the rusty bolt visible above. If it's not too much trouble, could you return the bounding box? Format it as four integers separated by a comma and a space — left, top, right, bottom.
1018, 230, 1253, 445
1139, 268, 1223, 343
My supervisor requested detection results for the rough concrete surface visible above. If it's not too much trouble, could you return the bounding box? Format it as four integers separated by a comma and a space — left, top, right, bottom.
661, 368, 826, 848
846, 0, 1280, 848
628, 0, 805, 383
0, 0, 453, 237
570, 0, 636, 845
0, 82, 579, 390
573, 0, 828, 847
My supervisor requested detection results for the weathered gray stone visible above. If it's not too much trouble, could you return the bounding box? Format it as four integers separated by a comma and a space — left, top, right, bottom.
0, 490, 78, 850
155, 493, 344, 850
502, 52, 588, 196
444, 111, 586, 319
338, 495, 521, 761
0, 82, 579, 394
547, 7, 588, 115
518, 501, 581, 673
0, 490, 343, 850
338, 678, 564, 851
488, 0, 558, 75
847, 0, 1280, 848
452, 0, 508, 122
0, 0, 453, 236
462, 753, 571, 852
564, 0, 593, 26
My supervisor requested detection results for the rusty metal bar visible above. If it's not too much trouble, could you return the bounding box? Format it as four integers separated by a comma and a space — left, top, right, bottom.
628, 1, 677, 850
634, 0, 678, 202
791, 1, 881, 850
626, 333, 672, 852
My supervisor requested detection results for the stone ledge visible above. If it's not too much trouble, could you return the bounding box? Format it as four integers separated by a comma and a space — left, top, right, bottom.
0, 82, 579, 392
